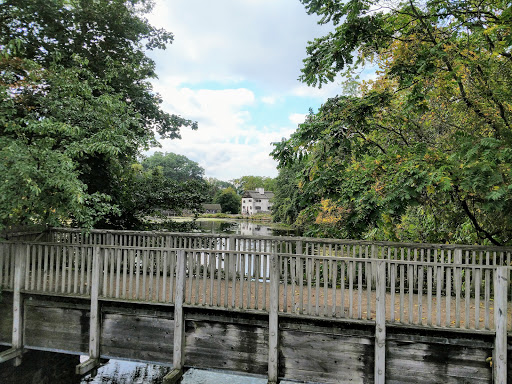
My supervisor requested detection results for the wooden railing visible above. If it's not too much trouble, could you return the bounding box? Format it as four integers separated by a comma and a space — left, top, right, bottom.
48, 227, 512, 265
0, 236, 510, 383
0, 240, 510, 331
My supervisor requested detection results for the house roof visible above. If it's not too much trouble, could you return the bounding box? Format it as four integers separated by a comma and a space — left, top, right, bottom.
242, 190, 275, 199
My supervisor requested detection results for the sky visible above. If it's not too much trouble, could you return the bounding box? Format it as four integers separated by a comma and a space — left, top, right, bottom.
145, 0, 342, 181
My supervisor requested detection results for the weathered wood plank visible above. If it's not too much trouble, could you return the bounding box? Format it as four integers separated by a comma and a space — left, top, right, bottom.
280, 328, 374, 384
185, 321, 268, 375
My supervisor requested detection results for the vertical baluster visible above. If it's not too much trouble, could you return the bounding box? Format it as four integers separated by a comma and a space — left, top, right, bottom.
283, 256, 288, 313
217, 252, 222, 307
61, 246, 67, 293
42, 245, 49, 293
115, 248, 121, 298
187, 252, 194, 304
323, 258, 328, 317
54, 246, 60, 293
202, 252, 208, 306
291, 256, 296, 313
79, 246, 85, 295
209, 252, 215, 306
417, 249, 424, 325
169, 250, 176, 303
454, 249, 462, 328
365, 248, 372, 320
142, 250, 148, 301
358, 261, 363, 319
231, 251, 237, 309
408, 259, 413, 324
149, 250, 155, 301
399, 249, 405, 323
156, 250, 162, 302
445, 265, 452, 327
128, 249, 134, 300
348, 259, 354, 319
298, 256, 304, 314
135, 250, 141, 300
36, 245, 43, 292
255, 253, 260, 310
28, 244, 35, 291
239, 252, 245, 309
307, 256, 312, 315
332, 257, 338, 317
262, 252, 267, 311
427, 250, 433, 326
224, 251, 230, 308
340, 258, 346, 318
390, 260, 396, 323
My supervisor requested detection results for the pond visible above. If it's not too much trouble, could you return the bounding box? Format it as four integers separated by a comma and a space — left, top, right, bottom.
182, 218, 298, 237
0, 342, 294, 384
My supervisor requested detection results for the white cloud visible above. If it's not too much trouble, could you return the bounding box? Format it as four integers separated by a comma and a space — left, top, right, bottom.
289, 113, 306, 126
261, 96, 277, 105
142, 0, 372, 180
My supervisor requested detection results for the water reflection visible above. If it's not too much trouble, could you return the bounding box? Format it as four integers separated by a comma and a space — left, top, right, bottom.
81, 358, 170, 384
0, 348, 80, 384
195, 219, 297, 237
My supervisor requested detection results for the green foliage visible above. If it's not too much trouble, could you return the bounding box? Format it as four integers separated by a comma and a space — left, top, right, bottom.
231, 176, 276, 195
0, 0, 196, 231
273, 0, 512, 245
142, 151, 205, 182
98, 165, 208, 229
214, 187, 241, 214
204, 177, 236, 202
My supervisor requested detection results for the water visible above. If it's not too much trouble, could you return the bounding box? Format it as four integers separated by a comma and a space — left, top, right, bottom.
186, 218, 297, 237
0, 348, 295, 384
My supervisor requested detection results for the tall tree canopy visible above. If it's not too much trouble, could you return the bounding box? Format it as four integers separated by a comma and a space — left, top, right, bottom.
0, 0, 196, 230
231, 176, 276, 195
142, 151, 205, 182
273, 0, 512, 245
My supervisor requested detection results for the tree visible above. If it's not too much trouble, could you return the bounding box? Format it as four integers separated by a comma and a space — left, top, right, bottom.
214, 188, 241, 214
0, 0, 196, 231
231, 176, 276, 195
204, 177, 236, 202
98, 164, 208, 229
271, 159, 307, 226
273, 0, 512, 244
142, 151, 205, 182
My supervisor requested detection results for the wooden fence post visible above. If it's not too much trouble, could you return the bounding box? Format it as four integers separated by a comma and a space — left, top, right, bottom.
76, 246, 102, 375
296, 240, 303, 256
375, 260, 386, 384
268, 251, 280, 384
164, 249, 186, 384
494, 266, 508, 384
0, 244, 27, 365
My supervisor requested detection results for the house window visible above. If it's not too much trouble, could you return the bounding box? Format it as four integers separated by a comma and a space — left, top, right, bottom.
255, 206, 261, 210
255, 199, 261, 202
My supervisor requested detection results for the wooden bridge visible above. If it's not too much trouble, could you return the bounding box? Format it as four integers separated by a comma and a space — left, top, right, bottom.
0, 228, 511, 383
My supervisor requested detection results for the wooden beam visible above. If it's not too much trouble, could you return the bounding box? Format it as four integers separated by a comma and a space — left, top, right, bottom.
11, 244, 27, 366
493, 266, 508, 384
0, 348, 23, 363
374, 260, 386, 384
268, 251, 279, 384
76, 246, 102, 375
163, 368, 183, 384
173, 249, 186, 371
75, 358, 99, 375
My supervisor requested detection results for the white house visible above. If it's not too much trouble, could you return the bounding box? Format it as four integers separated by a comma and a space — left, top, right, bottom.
241, 188, 274, 215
